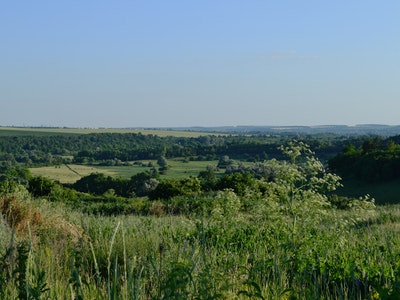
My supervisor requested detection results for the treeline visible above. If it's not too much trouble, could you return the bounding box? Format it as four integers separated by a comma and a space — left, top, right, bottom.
0, 132, 363, 168
329, 136, 400, 182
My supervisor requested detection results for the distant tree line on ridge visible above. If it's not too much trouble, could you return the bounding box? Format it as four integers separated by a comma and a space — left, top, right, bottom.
0, 132, 366, 168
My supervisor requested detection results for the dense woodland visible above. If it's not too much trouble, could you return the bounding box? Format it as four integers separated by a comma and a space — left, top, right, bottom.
329, 137, 400, 182
0, 132, 355, 166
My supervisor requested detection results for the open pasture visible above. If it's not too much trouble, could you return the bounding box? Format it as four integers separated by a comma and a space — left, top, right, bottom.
96, 159, 222, 179
29, 159, 221, 183
29, 164, 114, 183
0, 126, 219, 137
158, 159, 221, 178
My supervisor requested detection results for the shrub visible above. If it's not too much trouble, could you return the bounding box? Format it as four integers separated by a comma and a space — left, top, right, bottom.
28, 176, 55, 197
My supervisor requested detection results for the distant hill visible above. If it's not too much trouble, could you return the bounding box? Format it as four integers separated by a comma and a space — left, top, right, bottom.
3, 124, 400, 137
159, 124, 400, 136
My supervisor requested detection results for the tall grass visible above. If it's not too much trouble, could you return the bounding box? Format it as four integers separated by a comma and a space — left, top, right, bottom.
2, 188, 400, 299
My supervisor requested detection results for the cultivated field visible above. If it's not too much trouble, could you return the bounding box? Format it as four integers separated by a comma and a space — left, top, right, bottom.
0, 126, 220, 137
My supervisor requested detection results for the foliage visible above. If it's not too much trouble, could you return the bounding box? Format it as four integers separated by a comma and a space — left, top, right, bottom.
329, 138, 400, 183
0, 131, 359, 169
28, 176, 55, 197
256, 141, 343, 218
149, 177, 201, 201
71, 171, 159, 198
215, 172, 257, 196
197, 167, 218, 191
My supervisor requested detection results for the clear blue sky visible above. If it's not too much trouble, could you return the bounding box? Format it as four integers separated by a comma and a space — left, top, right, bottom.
1, 1, 399, 128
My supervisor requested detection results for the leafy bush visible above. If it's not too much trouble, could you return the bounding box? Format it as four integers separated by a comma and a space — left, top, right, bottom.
215, 172, 256, 196
149, 177, 201, 200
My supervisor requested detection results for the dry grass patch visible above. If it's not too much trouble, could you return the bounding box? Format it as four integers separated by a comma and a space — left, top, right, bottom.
0, 195, 43, 235
0, 194, 83, 244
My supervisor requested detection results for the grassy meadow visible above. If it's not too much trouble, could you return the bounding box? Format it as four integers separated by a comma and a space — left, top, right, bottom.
29, 164, 109, 183
1, 189, 400, 299
29, 159, 223, 183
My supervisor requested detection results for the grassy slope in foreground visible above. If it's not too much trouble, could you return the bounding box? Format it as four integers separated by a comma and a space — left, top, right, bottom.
1, 193, 399, 299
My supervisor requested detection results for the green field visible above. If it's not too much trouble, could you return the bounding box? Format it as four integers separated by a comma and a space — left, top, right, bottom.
0, 126, 220, 137
29, 164, 116, 183
157, 159, 222, 178
29, 159, 222, 183
95, 159, 223, 180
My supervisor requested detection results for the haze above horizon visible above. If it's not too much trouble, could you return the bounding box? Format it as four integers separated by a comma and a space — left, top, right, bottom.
1, 1, 399, 128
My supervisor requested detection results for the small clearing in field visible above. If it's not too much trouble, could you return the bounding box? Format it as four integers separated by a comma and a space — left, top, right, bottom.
29, 164, 117, 184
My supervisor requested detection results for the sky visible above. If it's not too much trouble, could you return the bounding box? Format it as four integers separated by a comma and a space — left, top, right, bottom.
1, 1, 399, 128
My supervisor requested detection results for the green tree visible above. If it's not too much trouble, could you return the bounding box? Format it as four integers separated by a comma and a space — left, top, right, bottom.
362, 137, 382, 153
157, 156, 169, 173
157, 156, 168, 167
216, 172, 256, 196
130, 171, 159, 196
148, 180, 181, 200
28, 176, 55, 197
72, 173, 113, 195
148, 177, 201, 200
217, 155, 234, 168
198, 167, 217, 191
386, 140, 398, 151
